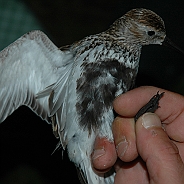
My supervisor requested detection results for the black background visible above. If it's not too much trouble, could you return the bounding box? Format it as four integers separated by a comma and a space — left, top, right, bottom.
0, 0, 184, 183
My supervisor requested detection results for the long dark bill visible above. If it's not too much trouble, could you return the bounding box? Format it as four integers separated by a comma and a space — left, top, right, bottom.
162, 37, 184, 55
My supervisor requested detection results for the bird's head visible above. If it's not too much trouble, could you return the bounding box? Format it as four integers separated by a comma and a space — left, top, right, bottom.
110, 8, 166, 45
124, 8, 166, 45
108, 8, 184, 54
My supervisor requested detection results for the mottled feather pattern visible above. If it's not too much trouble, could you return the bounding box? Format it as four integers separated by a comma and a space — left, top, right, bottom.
76, 59, 137, 132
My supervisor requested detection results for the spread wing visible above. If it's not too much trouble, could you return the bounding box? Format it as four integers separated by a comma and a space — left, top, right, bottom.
0, 30, 73, 123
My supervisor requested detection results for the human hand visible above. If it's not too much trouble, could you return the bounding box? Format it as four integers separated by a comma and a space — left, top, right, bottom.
91, 86, 184, 183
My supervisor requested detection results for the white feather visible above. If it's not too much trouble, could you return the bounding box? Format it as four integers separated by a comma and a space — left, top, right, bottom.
0, 30, 73, 123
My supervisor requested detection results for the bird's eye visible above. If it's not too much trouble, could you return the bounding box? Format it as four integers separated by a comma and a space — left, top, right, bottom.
147, 30, 155, 36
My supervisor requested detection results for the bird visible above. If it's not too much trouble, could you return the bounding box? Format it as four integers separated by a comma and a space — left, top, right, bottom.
0, 8, 183, 184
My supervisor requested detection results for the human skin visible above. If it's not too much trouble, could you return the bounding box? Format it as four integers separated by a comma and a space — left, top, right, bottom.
91, 86, 184, 184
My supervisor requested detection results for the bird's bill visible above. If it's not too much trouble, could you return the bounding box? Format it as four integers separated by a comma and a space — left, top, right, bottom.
162, 37, 184, 55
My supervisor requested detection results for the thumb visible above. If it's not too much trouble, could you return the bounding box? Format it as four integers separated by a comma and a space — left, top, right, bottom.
136, 113, 184, 184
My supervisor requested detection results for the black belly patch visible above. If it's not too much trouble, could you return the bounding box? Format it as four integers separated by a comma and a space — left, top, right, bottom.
76, 59, 137, 132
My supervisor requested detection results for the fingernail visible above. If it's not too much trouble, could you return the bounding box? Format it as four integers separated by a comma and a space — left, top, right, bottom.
92, 148, 106, 160
142, 113, 161, 129
116, 136, 128, 158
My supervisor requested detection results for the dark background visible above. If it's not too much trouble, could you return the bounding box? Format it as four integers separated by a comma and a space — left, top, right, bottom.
0, 0, 184, 183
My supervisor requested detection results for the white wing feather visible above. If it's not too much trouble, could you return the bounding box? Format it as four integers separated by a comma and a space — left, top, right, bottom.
0, 30, 73, 123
